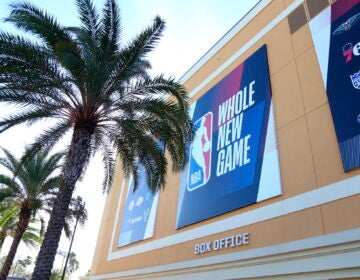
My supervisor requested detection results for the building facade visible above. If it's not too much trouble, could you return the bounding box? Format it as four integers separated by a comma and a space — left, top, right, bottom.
90, 0, 360, 279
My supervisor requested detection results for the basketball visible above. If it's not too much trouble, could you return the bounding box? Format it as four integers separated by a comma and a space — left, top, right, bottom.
203, 141, 211, 152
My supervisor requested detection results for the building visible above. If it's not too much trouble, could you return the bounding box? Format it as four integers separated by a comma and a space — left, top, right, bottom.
90, 0, 360, 279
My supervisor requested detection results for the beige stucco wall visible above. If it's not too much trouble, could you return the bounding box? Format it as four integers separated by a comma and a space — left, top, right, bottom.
90, 0, 360, 276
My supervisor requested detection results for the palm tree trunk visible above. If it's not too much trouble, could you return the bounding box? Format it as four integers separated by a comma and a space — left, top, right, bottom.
32, 125, 94, 280
0, 208, 31, 280
0, 233, 6, 252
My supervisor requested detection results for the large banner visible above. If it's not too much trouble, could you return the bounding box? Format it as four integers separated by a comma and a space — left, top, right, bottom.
309, 0, 360, 171
118, 164, 159, 247
176, 45, 282, 229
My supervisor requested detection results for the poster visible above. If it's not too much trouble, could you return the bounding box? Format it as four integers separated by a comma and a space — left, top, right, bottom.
309, 0, 360, 171
118, 164, 159, 247
176, 45, 282, 229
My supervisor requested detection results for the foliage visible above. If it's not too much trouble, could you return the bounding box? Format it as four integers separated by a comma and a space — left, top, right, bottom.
66, 252, 79, 276
11, 255, 32, 278
63, 196, 88, 239
0, 146, 63, 279
0, 0, 193, 278
17, 255, 32, 269
0, 0, 193, 193
50, 269, 66, 280
0, 255, 33, 279
0, 202, 44, 252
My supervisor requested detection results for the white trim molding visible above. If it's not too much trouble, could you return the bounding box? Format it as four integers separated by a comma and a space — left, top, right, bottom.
107, 179, 126, 258
92, 228, 360, 280
95, 1, 360, 279
178, 0, 271, 84
108, 174, 360, 260
182, 0, 304, 98
107, 0, 312, 261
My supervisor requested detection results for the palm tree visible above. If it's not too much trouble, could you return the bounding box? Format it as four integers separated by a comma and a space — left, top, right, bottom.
62, 196, 88, 245
10, 255, 32, 278
0, 193, 87, 255
0, 147, 63, 280
0, 0, 193, 278
0, 203, 44, 251
61, 196, 86, 280
0, 202, 19, 250
64, 252, 79, 280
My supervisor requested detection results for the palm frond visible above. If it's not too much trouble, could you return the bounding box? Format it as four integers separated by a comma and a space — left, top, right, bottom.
5, 3, 85, 84
6, 2, 72, 48
98, 15, 164, 98
0, 204, 19, 227
0, 147, 19, 173
111, 118, 167, 192
0, 89, 61, 109
76, 0, 100, 42
22, 230, 42, 248
0, 33, 77, 106
69, 197, 87, 226
100, 0, 121, 56
128, 75, 190, 111
92, 127, 115, 192
40, 176, 62, 194
0, 186, 18, 202
24, 120, 71, 160
100, 56, 150, 98
0, 108, 57, 133
112, 134, 137, 186
123, 15, 165, 58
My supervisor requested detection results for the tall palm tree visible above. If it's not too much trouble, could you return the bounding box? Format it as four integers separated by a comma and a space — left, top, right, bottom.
62, 196, 88, 244
0, 147, 63, 280
61, 196, 86, 280
0, 0, 193, 278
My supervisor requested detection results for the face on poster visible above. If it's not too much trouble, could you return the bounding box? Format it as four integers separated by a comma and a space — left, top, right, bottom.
176, 45, 282, 229
309, 0, 360, 171
118, 164, 159, 247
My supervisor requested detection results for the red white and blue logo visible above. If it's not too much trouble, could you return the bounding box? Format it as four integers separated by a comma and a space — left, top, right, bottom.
332, 12, 360, 35
176, 45, 280, 229
342, 41, 360, 63
325, 1, 360, 171
187, 112, 213, 191
350, 69, 360, 89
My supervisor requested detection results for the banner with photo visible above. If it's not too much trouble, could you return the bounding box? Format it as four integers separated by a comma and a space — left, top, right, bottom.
118, 164, 159, 247
309, 0, 360, 171
176, 45, 282, 229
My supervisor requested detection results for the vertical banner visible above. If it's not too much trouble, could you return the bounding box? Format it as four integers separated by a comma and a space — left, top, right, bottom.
176, 45, 282, 229
118, 165, 159, 247
310, 0, 360, 171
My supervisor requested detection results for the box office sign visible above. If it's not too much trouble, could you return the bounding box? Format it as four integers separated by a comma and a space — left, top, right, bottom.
176, 45, 282, 229
118, 164, 159, 247
310, 0, 360, 171
194, 233, 250, 255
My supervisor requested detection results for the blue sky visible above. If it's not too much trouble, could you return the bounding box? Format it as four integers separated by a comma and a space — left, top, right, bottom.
0, 0, 259, 277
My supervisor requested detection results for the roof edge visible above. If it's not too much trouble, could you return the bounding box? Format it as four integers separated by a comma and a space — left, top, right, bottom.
178, 0, 272, 84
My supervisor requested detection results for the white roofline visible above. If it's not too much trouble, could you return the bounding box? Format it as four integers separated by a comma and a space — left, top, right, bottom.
178, 0, 272, 84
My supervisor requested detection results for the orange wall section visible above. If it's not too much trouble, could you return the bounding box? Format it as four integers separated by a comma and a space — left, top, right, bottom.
90, 0, 360, 277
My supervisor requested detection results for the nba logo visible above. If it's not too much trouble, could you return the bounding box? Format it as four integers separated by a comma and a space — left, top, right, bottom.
187, 112, 213, 191
350, 70, 360, 89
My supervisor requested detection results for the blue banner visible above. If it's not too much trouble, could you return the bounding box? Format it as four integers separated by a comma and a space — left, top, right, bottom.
176, 45, 282, 228
327, 1, 360, 171
118, 165, 159, 247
